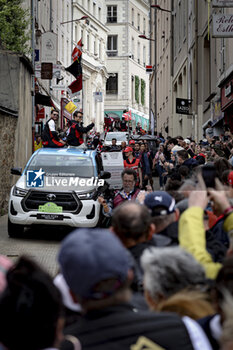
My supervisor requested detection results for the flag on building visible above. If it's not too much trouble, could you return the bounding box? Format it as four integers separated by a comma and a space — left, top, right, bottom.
65, 57, 82, 78
72, 39, 82, 61
67, 75, 82, 94
122, 110, 132, 121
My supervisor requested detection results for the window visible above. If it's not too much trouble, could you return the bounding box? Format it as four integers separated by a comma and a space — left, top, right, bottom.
132, 8, 134, 26
143, 46, 146, 67
66, 40, 69, 65
75, 25, 78, 42
62, 0, 64, 22
98, 7, 101, 21
137, 42, 140, 64
93, 2, 96, 17
61, 35, 64, 62
131, 37, 135, 59
107, 5, 117, 23
67, 3, 69, 23
87, 34, 90, 51
106, 74, 118, 94
137, 13, 140, 31
143, 18, 146, 34
99, 42, 101, 60
107, 35, 117, 56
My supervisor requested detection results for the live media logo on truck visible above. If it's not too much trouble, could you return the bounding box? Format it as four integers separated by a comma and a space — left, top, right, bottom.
26, 169, 104, 188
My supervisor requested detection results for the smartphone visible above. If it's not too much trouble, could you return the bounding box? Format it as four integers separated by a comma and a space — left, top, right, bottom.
201, 164, 217, 188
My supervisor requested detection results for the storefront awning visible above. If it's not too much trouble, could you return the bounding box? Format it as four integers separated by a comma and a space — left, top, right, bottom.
35, 93, 53, 107
212, 114, 225, 127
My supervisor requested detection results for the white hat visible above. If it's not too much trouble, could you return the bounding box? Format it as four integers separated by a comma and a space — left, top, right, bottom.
184, 139, 191, 144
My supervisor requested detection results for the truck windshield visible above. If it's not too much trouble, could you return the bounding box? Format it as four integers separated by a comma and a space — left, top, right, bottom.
105, 133, 128, 141
26, 154, 94, 177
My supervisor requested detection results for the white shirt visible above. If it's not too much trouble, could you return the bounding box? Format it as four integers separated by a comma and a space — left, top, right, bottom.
48, 119, 56, 132
210, 314, 221, 341
182, 316, 213, 350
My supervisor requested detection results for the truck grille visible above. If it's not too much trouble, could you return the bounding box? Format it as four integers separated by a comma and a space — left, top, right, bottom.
22, 191, 82, 214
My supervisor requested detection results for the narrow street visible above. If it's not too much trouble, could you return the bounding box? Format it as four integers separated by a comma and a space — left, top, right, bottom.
0, 177, 160, 276
0, 215, 68, 276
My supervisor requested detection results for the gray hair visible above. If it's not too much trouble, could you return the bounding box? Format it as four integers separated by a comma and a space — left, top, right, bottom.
141, 247, 206, 300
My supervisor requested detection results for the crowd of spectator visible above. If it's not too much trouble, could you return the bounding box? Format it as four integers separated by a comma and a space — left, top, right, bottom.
3, 127, 233, 349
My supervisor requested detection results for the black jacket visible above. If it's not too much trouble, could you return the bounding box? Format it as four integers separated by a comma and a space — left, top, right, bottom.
67, 122, 94, 146
61, 303, 195, 350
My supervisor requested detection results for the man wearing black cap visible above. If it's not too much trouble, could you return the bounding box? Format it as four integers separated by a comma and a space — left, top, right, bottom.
67, 111, 95, 147
58, 228, 211, 350
144, 191, 180, 245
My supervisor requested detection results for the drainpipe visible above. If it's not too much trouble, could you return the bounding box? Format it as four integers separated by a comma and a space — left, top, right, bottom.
31, 0, 35, 152
154, 0, 157, 135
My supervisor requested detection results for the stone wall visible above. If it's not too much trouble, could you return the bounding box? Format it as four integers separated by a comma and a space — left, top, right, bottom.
0, 52, 33, 215
0, 113, 17, 214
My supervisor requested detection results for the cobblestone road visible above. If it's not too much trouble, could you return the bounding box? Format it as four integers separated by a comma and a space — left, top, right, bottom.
0, 215, 70, 276
0, 178, 160, 276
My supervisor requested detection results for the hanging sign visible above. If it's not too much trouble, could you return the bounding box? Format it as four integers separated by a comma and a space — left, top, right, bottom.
213, 0, 233, 7
41, 32, 57, 63
176, 98, 192, 115
213, 14, 233, 37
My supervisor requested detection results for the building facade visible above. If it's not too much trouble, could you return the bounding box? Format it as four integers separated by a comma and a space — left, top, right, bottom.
153, 0, 233, 140
73, 0, 108, 131
150, 0, 173, 137
105, 0, 150, 131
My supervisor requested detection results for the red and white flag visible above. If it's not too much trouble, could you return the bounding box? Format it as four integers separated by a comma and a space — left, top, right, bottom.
122, 110, 132, 121
72, 39, 82, 61
67, 75, 82, 94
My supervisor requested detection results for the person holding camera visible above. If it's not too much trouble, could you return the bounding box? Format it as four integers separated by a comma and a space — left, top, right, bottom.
98, 169, 141, 217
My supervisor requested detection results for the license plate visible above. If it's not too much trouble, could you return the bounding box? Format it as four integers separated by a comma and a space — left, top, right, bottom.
37, 213, 64, 220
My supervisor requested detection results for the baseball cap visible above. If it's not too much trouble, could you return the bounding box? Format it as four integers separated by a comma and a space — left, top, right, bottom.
184, 139, 191, 144
123, 147, 133, 153
129, 140, 135, 145
144, 191, 176, 216
58, 229, 130, 299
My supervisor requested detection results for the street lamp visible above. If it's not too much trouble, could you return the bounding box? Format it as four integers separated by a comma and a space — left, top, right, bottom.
151, 5, 172, 13
60, 15, 88, 25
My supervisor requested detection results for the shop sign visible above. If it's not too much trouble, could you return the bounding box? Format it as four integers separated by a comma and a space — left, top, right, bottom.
176, 98, 192, 115
41, 32, 57, 63
213, 14, 233, 37
221, 77, 233, 110
93, 92, 103, 102
35, 64, 62, 79
225, 83, 232, 97
41, 63, 53, 80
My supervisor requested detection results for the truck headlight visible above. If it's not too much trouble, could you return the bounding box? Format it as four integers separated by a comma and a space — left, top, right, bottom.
76, 190, 96, 200
12, 186, 28, 197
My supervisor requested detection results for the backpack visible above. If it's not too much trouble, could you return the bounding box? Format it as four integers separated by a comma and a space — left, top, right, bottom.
41, 120, 51, 144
